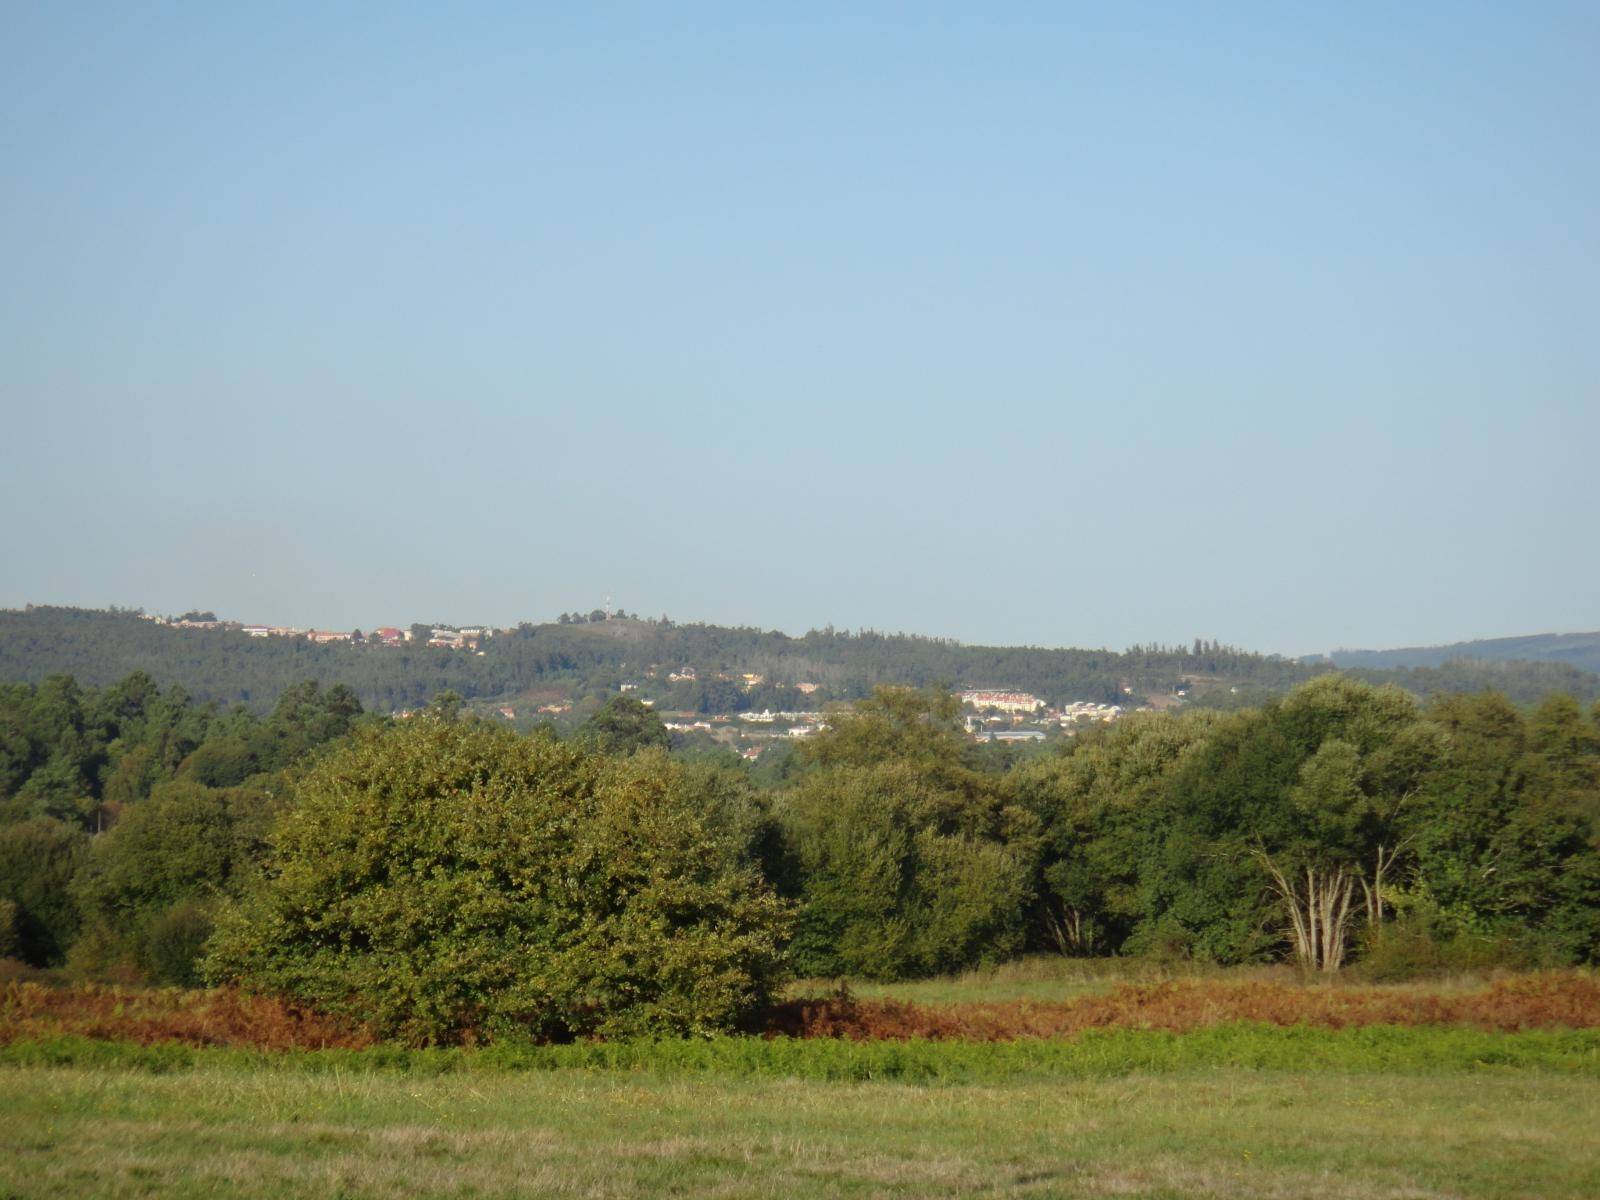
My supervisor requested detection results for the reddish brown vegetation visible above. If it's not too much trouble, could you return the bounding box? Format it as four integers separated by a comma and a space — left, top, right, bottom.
0, 982, 372, 1050
6, 974, 1597, 1050
769, 974, 1600, 1041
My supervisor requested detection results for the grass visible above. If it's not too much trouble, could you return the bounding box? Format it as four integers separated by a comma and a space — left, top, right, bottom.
7, 1023, 1600, 1080
791, 955, 1194, 1004
8, 966, 1600, 1195
4, 1055, 1599, 1198
789, 955, 1551, 1006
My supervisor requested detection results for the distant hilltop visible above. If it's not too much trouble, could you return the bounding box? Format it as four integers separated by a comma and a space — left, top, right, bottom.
1328, 631, 1600, 676
1, 606, 1596, 716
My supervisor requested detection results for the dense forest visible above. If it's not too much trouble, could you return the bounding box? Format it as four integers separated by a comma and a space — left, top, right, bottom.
3, 608, 1595, 720
3, 666, 1597, 1043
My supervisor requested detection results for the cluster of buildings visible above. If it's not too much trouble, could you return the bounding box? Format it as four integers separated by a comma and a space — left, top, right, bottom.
958, 687, 1130, 743
663, 710, 829, 748
1055, 700, 1125, 725
142, 612, 491, 652
958, 689, 1044, 714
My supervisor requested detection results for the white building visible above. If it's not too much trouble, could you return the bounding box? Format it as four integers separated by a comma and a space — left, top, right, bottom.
958, 689, 1044, 714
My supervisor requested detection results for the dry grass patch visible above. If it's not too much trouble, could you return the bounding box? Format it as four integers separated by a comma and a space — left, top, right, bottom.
0, 980, 370, 1049
773, 972, 1600, 1041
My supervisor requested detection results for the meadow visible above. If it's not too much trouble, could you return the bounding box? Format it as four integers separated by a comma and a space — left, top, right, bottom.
4, 1052, 1599, 1198
5, 965, 1600, 1197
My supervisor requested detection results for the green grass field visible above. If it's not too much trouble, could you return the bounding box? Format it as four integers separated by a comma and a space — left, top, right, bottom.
4, 1027, 1599, 1198
5, 1059, 1597, 1198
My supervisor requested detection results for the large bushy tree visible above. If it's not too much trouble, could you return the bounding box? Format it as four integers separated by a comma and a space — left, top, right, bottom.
1010, 709, 1219, 955
204, 719, 790, 1043
1152, 676, 1441, 969
779, 688, 1040, 978
1409, 691, 1600, 962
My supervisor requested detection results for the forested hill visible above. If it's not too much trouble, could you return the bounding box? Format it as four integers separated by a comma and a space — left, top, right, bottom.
1330, 631, 1600, 675
1, 607, 1595, 715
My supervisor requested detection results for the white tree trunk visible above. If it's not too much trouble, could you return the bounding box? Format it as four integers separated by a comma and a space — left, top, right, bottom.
1259, 855, 1357, 972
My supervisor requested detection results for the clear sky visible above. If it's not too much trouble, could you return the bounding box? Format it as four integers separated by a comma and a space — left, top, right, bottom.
2, 3, 1596, 655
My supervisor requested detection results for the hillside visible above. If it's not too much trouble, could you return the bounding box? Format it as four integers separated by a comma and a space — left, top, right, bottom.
1, 607, 1595, 716
0, 607, 1312, 713
1330, 631, 1600, 675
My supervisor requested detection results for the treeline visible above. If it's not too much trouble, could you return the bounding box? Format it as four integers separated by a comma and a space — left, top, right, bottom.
3, 669, 1598, 1044
6, 607, 1597, 720
0, 673, 368, 967
1010, 683, 1600, 971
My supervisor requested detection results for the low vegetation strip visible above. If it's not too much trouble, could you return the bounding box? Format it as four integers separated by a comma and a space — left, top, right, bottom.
5, 1024, 1600, 1082
8, 973, 1596, 1053
776, 972, 1600, 1040
0, 981, 371, 1049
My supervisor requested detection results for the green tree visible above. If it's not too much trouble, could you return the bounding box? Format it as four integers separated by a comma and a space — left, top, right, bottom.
72, 780, 274, 982
779, 688, 1039, 978
1010, 710, 1219, 955
799, 686, 966, 774
1149, 676, 1438, 968
204, 722, 789, 1044
578, 695, 670, 756
1521, 694, 1600, 827
176, 738, 261, 788
0, 817, 87, 964
1410, 691, 1600, 963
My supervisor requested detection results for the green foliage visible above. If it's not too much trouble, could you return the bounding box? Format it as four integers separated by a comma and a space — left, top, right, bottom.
6, 1023, 1599, 1082
577, 695, 671, 756
1412, 690, 1600, 964
4, 636, 1600, 1004
175, 738, 261, 788
0, 898, 17, 959
0, 669, 360, 835
0, 669, 362, 981
1352, 901, 1545, 982
140, 899, 217, 987
0, 817, 87, 965
204, 720, 791, 1044
1131, 677, 1443, 966
1010, 709, 1220, 955
780, 689, 1039, 979
797, 686, 966, 773
70, 779, 275, 981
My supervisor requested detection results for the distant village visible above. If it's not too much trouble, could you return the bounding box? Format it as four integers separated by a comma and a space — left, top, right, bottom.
142, 612, 493, 652
140, 611, 1157, 757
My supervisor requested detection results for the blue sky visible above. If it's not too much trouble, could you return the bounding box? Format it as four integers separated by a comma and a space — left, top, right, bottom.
2, 3, 1596, 655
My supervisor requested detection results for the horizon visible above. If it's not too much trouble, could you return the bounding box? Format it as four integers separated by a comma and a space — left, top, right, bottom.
9, 598, 1597, 662
4, 5, 1597, 655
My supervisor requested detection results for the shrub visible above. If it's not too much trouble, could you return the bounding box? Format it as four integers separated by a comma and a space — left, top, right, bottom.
0, 818, 87, 965
70, 780, 273, 983
780, 761, 1035, 979
0, 898, 17, 959
203, 721, 790, 1044
1353, 902, 1544, 982
141, 899, 217, 987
